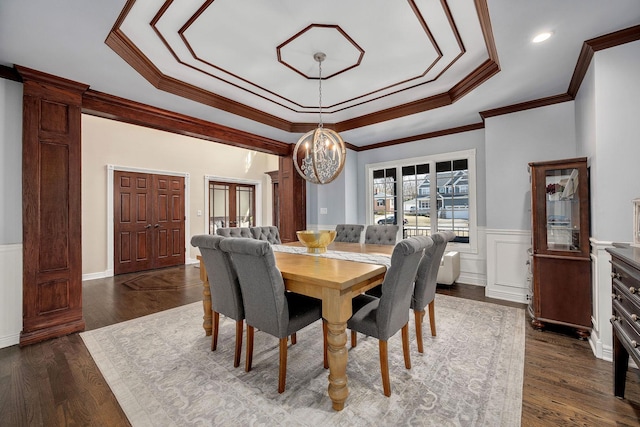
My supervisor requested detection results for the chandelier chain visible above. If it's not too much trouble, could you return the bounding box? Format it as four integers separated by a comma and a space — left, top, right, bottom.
318, 59, 323, 129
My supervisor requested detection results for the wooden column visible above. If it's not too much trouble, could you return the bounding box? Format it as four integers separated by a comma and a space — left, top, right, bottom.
277, 154, 306, 243
18, 66, 88, 346
265, 170, 279, 228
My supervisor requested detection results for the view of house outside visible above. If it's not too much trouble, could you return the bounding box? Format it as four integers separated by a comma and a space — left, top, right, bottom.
372, 159, 469, 243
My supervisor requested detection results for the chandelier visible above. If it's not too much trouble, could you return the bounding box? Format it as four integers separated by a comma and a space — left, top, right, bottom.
293, 52, 346, 184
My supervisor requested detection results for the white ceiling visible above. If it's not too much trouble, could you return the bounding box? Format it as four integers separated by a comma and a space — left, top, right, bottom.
1, 0, 639, 148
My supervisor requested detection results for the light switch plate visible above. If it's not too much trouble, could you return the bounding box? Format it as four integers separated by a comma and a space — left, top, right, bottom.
320, 208, 327, 215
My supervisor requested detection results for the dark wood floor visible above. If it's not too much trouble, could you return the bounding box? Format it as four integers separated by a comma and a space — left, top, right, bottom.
1, 265, 639, 426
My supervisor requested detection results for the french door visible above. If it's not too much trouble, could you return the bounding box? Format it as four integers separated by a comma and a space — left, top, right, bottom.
114, 171, 185, 275
209, 181, 256, 233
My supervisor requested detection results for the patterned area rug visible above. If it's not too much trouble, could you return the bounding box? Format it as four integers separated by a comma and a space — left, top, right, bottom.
122, 268, 202, 291
81, 295, 524, 426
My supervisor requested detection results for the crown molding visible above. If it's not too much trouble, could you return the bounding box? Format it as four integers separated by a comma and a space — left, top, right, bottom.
568, 24, 640, 97
0, 65, 21, 82
106, 0, 499, 134
355, 122, 484, 152
82, 89, 291, 156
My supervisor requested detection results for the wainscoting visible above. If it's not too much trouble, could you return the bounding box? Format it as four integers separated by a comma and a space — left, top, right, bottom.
0, 244, 22, 348
485, 229, 531, 304
589, 238, 615, 362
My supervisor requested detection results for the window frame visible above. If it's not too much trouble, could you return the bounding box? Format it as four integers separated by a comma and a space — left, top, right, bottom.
365, 148, 477, 254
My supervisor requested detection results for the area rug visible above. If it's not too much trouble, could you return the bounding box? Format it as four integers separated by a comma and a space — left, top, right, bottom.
80, 295, 525, 426
122, 268, 201, 291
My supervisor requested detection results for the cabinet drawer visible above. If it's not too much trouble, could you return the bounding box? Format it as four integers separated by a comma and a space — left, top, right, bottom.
612, 304, 640, 364
613, 297, 640, 338
612, 260, 640, 305
612, 280, 640, 325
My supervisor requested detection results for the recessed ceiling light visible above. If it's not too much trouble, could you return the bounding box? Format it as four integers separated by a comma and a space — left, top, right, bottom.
532, 32, 553, 43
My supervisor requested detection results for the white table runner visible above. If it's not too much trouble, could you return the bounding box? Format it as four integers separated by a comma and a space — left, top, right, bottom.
271, 244, 391, 268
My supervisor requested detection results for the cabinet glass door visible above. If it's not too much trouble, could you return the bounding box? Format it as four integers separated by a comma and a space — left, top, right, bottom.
545, 167, 580, 251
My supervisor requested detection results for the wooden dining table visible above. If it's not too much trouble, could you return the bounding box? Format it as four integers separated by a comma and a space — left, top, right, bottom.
196, 241, 393, 411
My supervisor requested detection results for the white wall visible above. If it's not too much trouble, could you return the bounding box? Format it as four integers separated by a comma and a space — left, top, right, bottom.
575, 40, 640, 361
82, 115, 279, 277
306, 147, 359, 229
0, 78, 22, 244
0, 78, 23, 347
485, 102, 577, 231
483, 102, 577, 303
590, 40, 640, 242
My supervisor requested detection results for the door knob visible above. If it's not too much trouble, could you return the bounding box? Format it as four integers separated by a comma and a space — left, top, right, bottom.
145, 224, 152, 229
154, 224, 160, 228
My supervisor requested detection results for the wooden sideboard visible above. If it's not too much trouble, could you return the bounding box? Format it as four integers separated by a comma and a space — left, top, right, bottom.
608, 245, 640, 399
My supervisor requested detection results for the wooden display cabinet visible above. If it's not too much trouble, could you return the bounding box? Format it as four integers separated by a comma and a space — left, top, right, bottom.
528, 157, 592, 338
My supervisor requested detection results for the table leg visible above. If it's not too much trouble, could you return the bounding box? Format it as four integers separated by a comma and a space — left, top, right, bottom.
198, 257, 212, 336
613, 330, 629, 398
322, 288, 352, 411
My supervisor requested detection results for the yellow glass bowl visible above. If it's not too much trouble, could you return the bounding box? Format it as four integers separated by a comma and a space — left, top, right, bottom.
296, 230, 337, 254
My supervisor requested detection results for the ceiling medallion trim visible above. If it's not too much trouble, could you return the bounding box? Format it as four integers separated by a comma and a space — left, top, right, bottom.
276, 24, 365, 81
162, 0, 458, 111
107, 0, 499, 135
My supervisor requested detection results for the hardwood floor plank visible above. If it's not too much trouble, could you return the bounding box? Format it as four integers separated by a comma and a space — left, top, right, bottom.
0, 269, 639, 425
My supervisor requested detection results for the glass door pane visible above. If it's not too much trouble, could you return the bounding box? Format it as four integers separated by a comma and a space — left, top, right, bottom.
236, 185, 254, 228
209, 181, 256, 233
210, 183, 230, 234
545, 167, 580, 251
402, 163, 430, 237
436, 159, 469, 243
372, 168, 398, 225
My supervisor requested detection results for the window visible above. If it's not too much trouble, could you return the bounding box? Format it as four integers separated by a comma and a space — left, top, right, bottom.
367, 149, 476, 250
372, 168, 398, 224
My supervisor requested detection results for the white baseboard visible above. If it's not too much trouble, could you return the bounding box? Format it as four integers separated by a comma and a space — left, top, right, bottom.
0, 243, 22, 349
0, 333, 20, 349
82, 270, 112, 281
457, 272, 486, 287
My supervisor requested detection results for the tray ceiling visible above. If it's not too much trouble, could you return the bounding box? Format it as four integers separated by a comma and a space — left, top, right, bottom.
1, 0, 639, 147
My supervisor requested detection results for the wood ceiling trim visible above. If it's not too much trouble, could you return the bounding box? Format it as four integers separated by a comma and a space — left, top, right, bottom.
107, 0, 498, 134
15, 66, 89, 100
479, 93, 573, 119
106, 27, 293, 132
335, 92, 453, 132
354, 122, 485, 152
165, 1, 313, 112
568, 24, 640, 97
81, 89, 291, 156
479, 25, 639, 121
164, 4, 448, 112
275, 24, 365, 81
0, 65, 21, 82
449, 58, 499, 101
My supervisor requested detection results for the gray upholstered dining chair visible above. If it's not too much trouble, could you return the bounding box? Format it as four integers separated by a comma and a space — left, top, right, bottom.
250, 225, 282, 244
219, 237, 327, 393
334, 224, 364, 243
412, 231, 456, 353
348, 236, 432, 397
216, 227, 252, 238
364, 224, 400, 245
190, 234, 245, 368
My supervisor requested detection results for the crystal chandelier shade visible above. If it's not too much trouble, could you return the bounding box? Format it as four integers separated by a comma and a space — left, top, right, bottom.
293, 53, 346, 185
